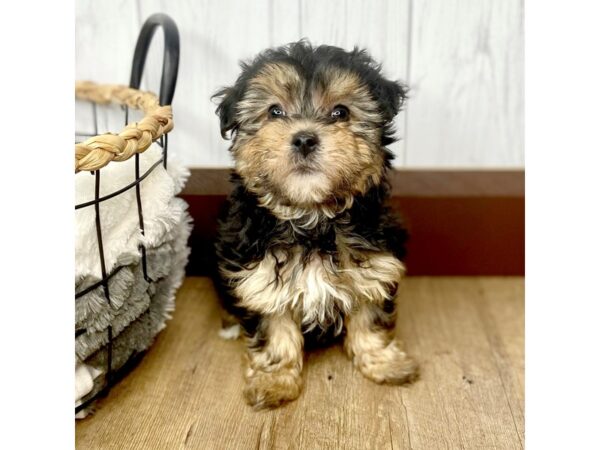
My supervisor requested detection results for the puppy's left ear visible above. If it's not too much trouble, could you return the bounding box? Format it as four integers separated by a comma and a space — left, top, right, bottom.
374, 79, 408, 122
213, 87, 240, 139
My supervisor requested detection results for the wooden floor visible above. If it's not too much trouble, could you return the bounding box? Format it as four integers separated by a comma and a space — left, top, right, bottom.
76, 277, 524, 450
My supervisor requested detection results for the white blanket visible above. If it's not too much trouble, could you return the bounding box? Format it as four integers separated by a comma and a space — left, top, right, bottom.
74, 144, 192, 417
75, 144, 190, 283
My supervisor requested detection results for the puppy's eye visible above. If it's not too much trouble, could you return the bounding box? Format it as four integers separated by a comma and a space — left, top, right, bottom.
269, 105, 286, 118
331, 105, 349, 120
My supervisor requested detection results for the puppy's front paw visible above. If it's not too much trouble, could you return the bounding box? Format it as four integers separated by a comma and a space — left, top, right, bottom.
244, 368, 302, 410
355, 340, 419, 385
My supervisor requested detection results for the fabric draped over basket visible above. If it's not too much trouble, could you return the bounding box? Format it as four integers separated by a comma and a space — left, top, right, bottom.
75, 144, 192, 417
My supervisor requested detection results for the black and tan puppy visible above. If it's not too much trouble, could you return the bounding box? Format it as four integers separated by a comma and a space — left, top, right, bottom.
214, 41, 417, 409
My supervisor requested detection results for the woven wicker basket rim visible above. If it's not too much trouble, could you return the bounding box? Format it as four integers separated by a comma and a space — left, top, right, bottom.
75, 81, 173, 173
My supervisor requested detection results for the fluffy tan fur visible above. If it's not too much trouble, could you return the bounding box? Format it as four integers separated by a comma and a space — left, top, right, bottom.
222, 244, 404, 333
224, 243, 415, 407
232, 63, 385, 220
244, 313, 304, 409
344, 303, 418, 384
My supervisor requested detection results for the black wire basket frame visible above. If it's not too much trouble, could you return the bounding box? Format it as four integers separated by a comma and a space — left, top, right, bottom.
75, 13, 180, 415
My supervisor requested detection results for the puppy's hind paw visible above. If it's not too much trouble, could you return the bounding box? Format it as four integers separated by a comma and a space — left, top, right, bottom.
218, 323, 241, 340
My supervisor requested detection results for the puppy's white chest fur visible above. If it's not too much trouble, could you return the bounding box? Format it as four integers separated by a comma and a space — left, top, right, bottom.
225, 245, 404, 331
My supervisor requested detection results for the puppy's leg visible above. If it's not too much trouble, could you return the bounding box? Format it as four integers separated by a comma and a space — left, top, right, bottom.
344, 299, 418, 384
243, 312, 303, 409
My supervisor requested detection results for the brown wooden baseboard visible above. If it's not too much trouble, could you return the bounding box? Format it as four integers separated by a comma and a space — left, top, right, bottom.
181, 169, 524, 276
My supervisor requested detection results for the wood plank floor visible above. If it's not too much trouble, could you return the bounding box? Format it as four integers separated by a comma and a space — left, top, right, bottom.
76, 276, 524, 450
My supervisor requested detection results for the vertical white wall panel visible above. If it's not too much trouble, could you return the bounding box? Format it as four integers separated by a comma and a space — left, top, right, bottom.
136, 0, 272, 167
75, 0, 141, 84
75, 0, 141, 135
269, 0, 302, 46
75, 0, 524, 168
404, 0, 524, 167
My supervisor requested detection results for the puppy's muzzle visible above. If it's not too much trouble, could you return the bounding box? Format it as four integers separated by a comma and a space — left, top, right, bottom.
291, 132, 319, 158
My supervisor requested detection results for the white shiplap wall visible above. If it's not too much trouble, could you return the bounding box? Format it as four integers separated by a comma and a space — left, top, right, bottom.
75, 0, 523, 168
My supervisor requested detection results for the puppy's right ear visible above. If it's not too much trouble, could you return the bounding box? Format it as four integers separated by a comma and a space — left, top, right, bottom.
213, 87, 240, 139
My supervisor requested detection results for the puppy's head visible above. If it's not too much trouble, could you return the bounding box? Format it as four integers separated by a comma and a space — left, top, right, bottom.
214, 41, 406, 218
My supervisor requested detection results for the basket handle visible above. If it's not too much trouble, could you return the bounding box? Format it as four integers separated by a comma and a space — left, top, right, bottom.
129, 13, 180, 106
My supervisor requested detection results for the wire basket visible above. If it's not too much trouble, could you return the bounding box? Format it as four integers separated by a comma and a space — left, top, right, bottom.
75, 14, 189, 417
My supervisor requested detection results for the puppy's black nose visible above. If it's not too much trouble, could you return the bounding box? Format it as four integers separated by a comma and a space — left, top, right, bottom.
291, 132, 319, 157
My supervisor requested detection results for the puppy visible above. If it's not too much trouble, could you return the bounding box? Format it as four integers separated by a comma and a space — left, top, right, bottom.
214, 41, 417, 409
